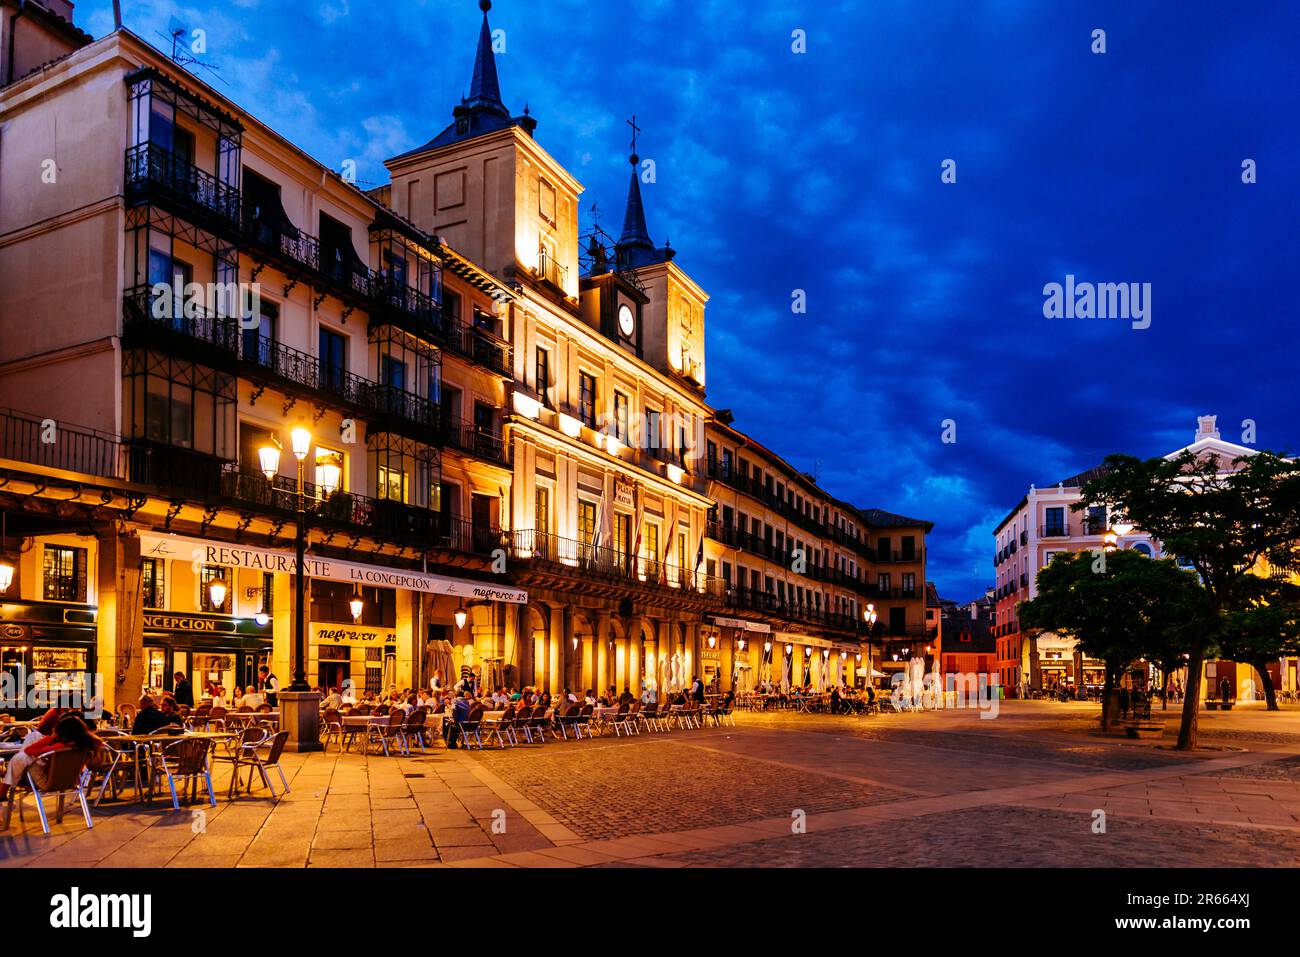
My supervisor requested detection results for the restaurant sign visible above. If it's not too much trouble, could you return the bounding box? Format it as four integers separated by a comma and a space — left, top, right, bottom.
143, 613, 239, 636
709, 616, 771, 633
312, 624, 397, 645
140, 533, 528, 605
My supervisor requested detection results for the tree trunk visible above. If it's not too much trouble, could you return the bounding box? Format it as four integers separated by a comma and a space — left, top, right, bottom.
1253, 660, 1278, 711
1100, 663, 1117, 731
1177, 648, 1204, 750
1160, 668, 1170, 710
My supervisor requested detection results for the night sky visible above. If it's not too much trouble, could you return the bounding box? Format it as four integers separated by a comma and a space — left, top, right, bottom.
80, 0, 1300, 600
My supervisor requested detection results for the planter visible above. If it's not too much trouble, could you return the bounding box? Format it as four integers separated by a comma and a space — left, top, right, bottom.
1124, 722, 1164, 739
1205, 701, 1219, 710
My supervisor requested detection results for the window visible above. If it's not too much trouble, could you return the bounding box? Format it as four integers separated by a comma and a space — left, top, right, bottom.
43, 545, 87, 602
1132, 542, 1153, 557
902, 573, 917, 595
721, 448, 733, 478
199, 564, 230, 613
578, 372, 597, 427
877, 573, 891, 592
141, 558, 166, 609
378, 465, 406, 503
614, 513, 630, 571
319, 327, 347, 392
536, 347, 550, 404
678, 532, 688, 584
644, 523, 659, 576
241, 299, 277, 367
578, 500, 597, 563
900, 535, 916, 559
1044, 507, 1066, 535
614, 391, 629, 443
535, 487, 550, 538
380, 354, 407, 391
538, 178, 557, 225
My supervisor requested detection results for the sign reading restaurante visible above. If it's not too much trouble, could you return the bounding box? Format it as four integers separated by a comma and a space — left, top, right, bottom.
140, 534, 528, 605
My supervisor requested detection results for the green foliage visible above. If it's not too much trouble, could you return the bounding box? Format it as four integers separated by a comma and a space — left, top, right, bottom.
1020, 549, 1203, 677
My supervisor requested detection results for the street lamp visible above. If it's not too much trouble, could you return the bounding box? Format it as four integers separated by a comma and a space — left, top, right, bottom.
1103, 529, 1120, 552
260, 424, 334, 694
454, 603, 468, 630
208, 576, 228, 611
349, 589, 364, 622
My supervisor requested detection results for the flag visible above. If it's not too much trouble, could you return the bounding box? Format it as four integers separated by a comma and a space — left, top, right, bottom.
661, 501, 678, 584
631, 485, 644, 578
694, 530, 705, 588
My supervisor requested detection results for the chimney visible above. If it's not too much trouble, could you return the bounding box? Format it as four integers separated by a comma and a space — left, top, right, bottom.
1196, 415, 1220, 441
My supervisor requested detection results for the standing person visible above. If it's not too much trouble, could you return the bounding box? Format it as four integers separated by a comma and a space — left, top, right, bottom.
172, 672, 194, 708
689, 675, 705, 704
1220, 676, 1232, 703
445, 691, 473, 749
258, 665, 279, 707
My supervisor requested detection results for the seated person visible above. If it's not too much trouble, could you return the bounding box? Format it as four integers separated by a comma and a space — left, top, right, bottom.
0, 713, 103, 801
132, 695, 183, 735
321, 687, 344, 711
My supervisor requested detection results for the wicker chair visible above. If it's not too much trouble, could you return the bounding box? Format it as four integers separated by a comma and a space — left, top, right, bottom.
1, 748, 94, 834
152, 737, 216, 810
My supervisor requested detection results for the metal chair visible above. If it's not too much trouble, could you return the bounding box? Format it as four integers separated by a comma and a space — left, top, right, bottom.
367, 711, 408, 756
1, 748, 94, 834
456, 705, 484, 750
213, 727, 268, 797
244, 730, 290, 798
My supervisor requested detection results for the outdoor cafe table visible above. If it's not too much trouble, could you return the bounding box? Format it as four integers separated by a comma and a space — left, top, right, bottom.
99, 731, 236, 804
339, 713, 445, 755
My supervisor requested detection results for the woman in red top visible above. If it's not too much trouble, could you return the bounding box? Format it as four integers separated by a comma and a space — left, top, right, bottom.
0, 713, 102, 799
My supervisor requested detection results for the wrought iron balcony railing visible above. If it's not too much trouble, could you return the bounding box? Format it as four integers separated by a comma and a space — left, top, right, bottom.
538, 249, 568, 289
508, 529, 720, 597
125, 142, 241, 228
442, 416, 510, 467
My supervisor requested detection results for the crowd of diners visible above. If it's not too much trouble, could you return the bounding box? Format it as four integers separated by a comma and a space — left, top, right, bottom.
316, 670, 737, 749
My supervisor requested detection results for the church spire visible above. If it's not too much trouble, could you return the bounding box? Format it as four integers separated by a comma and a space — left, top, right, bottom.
618, 115, 653, 251
464, 0, 508, 117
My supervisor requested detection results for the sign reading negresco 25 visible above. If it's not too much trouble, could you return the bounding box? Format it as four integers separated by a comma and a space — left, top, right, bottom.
140, 534, 528, 605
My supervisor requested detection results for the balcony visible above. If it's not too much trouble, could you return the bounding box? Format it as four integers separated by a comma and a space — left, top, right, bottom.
442, 319, 512, 378
1040, 524, 1070, 538
537, 249, 568, 291
124, 142, 241, 235
1020, 530, 1028, 545
220, 468, 502, 556
508, 530, 721, 602
122, 287, 439, 440
722, 586, 864, 634
0, 407, 126, 481
876, 548, 924, 564
442, 416, 511, 467
242, 209, 321, 277
705, 463, 878, 563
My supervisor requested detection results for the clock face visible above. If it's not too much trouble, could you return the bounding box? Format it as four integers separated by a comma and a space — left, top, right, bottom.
618, 303, 635, 337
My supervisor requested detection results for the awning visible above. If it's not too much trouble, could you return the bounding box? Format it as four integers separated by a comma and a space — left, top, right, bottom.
141, 533, 527, 604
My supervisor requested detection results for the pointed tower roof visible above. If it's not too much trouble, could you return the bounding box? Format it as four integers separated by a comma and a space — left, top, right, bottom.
613, 119, 675, 270
464, 0, 508, 117
618, 159, 654, 251
390, 0, 537, 160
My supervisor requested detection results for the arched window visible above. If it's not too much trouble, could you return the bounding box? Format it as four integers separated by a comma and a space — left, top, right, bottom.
1132, 542, 1153, 557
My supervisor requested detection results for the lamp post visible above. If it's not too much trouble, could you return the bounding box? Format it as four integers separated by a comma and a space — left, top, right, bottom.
260, 426, 338, 751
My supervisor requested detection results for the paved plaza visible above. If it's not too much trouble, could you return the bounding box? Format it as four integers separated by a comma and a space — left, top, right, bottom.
3, 701, 1300, 868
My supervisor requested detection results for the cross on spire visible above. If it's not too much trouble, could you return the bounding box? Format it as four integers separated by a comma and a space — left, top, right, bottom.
627, 114, 641, 162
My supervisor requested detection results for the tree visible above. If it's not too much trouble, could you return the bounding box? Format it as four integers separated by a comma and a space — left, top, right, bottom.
1078, 449, 1300, 748
1219, 577, 1300, 711
1019, 549, 1202, 730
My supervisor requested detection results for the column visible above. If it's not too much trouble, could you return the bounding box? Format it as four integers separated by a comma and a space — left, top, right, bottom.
513, 602, 532, 690
595, 612, 611, 695
95, 530, 142, 714
628, 616, 644, 694
395, 589, 416, 689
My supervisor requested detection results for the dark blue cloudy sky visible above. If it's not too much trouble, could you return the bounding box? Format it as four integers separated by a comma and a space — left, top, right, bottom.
81, 0, 1300, 600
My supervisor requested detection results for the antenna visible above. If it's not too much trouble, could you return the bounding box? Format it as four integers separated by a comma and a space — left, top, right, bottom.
155, 16, 226, 86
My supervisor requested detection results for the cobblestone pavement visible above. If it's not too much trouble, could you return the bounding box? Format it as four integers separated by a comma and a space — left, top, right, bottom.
608, 805, 1300, 868
1, 701, 1297, 867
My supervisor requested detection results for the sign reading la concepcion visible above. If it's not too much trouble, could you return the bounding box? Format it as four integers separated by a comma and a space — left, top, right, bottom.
140, 534, 528, 605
